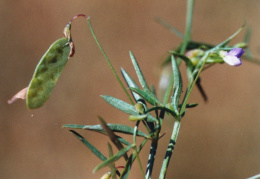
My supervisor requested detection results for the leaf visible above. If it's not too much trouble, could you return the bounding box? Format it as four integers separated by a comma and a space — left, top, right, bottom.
120, 154, 133, 179
69, 130, 107, 161
128, 51, 162, 108
129, 87, 161, 106
121, 68, 143, 102
171, 55, 183, 115
99, 117, 128, 161
101, 94, 157, 123
120, 139, 148, 179
101, 95, 138, 115
146, 115, 158, 123
162, 73, 174, 106
169, 51, 193, 80
121, 68, 157, 126
93, 144, 134, 173
214, 23, 246, 49
154, 17, 184, 39
181, 103, 199, 108
107, 143, 117, 179
129, 51, 150, 91
63, 124, 148, 138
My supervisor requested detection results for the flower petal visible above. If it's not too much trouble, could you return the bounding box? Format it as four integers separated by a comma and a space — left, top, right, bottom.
227, 48, 244, 58
8, 87, 28, 104
223, 55, 242, 66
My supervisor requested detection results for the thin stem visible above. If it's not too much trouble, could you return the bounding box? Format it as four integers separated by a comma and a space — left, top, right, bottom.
134, 146, 145, 179
180, 52, 209, 115
87, 18, 134, 105
179, 0, 194, 55
159, 1, 194, 178
133, 122, 145, 179
145, 141, 158, 179
159, 119, 181, 179
145, 110, 165, 179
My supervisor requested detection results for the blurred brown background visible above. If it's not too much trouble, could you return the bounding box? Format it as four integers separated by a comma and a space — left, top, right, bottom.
1, 0, 260, 178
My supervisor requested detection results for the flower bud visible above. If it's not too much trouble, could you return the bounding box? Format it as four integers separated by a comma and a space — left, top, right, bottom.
135, 102, 145, 114
234, 42, 247, 48
185, 49, 205, 66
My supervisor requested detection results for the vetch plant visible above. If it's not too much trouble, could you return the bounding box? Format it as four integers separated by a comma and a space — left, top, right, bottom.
8, 1, 260, 178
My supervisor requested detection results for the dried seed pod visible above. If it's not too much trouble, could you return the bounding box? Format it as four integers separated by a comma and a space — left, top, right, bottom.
26, 37, 70, 109
8, 15, 89, 109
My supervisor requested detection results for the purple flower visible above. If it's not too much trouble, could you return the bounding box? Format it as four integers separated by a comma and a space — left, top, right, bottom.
221, 48, 244, 66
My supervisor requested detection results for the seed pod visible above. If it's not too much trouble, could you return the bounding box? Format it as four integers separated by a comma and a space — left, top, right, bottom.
26, 37, 70, 109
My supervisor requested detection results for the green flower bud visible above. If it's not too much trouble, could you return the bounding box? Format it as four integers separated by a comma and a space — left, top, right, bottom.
185, 49, 205, 66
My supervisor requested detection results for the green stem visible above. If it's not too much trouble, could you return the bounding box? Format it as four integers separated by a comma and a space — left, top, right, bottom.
159, 119, 181, 179
120, 138, 149, 178
159, 1, 194, 178
134, 145, 145, 179
179, 0, 194, 55
133, 122, 145, 179
180, 52, 209, 115
87, 18, 134, 105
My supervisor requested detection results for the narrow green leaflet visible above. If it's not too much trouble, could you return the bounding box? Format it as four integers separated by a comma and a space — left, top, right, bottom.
171, 55, 183, 115
243, 28, 254, 59
129, 51, 150, 91
129, 87, 162, 106
162, 73, 174, 106
121, 68, 158, 123
69, 130, 107, 161
101, 95, 138, 115
154, 17, 184, 39
99, 117, 128, 161
129, 51, 161, 106
117, 136, 132, 146
108, 143, 117, 179
169, 51, 193, 81
101, 94, 157, 123
121, 68, 142, 102
93, 144, 135, 173
63, 124, 148, 138
132, 123, 145, 178
147, 115, 157, 123
120, 154, 133, 179
120, 139, 148, 179
182, 103, 198, 108
214, 23, 246, 50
